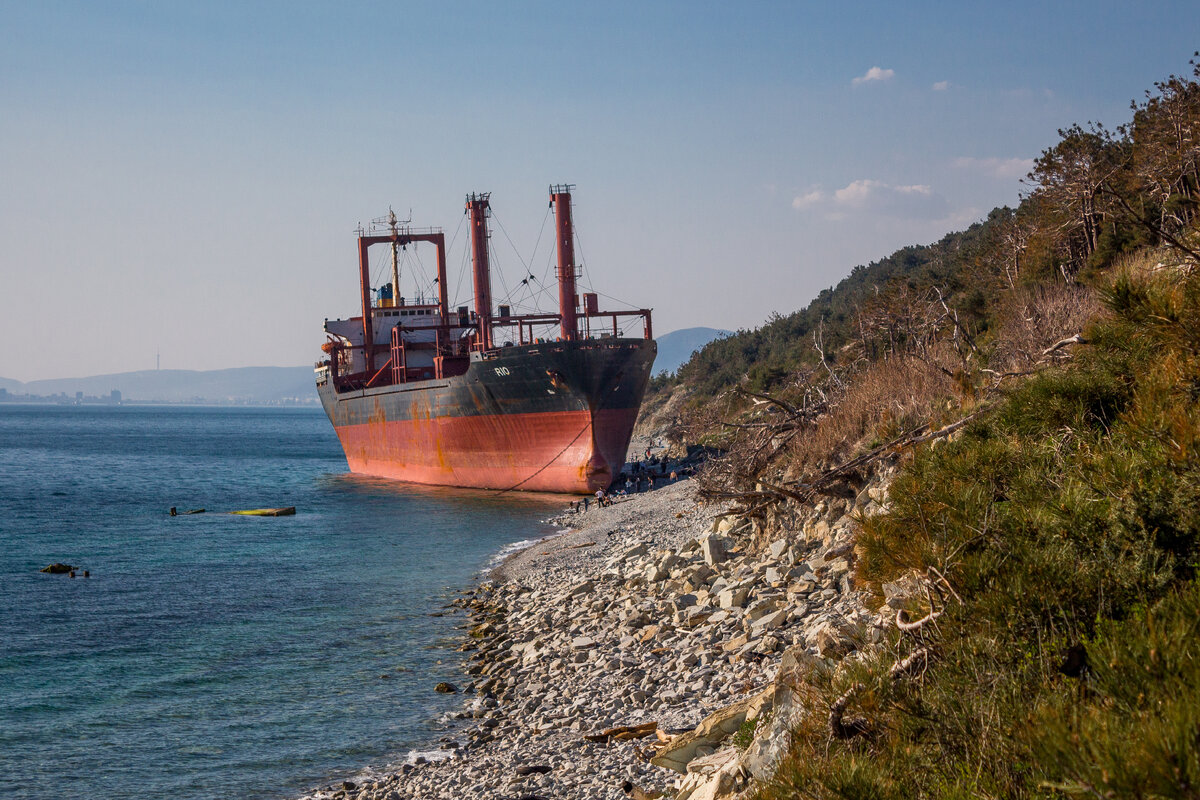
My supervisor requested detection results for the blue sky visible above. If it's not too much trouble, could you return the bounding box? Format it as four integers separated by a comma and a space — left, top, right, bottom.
2, 1, 1197, 380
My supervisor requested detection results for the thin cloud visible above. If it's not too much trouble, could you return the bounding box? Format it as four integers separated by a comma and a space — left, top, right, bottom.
791, 189, 824, 210
932, 80, 950, 91
793, 179, 949, 220
852, 66, 895, 86
953, 156, 1034, 179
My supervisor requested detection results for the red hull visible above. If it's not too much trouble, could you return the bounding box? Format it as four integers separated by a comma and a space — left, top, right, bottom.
332, 407, 638, 493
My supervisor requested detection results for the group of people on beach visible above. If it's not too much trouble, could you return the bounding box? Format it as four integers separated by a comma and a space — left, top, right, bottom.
565, 450, 695, 514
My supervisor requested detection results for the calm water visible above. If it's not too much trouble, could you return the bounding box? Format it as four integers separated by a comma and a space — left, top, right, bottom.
0, 405, 561, 800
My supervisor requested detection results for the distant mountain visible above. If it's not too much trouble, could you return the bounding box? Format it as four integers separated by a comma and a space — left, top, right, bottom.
1, 366, 318, 404
654, 327, 733, 375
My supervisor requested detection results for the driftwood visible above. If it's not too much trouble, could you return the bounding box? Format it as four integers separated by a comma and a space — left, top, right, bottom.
585, 721, 659, 743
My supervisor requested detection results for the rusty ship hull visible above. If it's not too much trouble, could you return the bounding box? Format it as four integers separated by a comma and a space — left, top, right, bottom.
318, 337, 655, 493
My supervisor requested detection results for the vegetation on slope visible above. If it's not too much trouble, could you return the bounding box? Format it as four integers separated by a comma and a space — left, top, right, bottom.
760, 258, 1200, 799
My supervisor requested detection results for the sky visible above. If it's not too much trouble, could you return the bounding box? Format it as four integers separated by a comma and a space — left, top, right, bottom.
2, 1, 1198, 381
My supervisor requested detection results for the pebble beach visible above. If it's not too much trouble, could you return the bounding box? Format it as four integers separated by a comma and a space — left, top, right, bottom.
295, 439, 899, 800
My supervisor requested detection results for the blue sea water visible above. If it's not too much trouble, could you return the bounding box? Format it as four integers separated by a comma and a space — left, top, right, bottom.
0, 405, 561, 800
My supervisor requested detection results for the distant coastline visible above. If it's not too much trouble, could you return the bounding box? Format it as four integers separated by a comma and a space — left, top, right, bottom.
0, 366, 320, 406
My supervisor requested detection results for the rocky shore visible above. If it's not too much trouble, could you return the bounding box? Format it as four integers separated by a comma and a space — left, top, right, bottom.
298, 458, 901, 800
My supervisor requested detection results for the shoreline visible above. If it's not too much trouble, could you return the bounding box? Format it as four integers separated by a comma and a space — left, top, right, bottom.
295, 443, 895, 800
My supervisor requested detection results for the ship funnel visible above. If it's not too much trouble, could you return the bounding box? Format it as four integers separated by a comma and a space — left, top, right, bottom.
550, 184, 578, 341
466, 192, 494, 350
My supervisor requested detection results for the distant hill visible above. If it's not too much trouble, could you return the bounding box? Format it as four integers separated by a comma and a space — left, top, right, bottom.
654, 327, 733, 375
0, 367, 318, 404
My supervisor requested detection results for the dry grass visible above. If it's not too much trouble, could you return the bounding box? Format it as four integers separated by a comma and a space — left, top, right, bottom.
780, 353, 959, 483
988, 280, 1103, 372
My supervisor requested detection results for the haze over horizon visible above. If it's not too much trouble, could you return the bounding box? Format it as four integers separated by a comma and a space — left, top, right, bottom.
3, 1, 1196, 382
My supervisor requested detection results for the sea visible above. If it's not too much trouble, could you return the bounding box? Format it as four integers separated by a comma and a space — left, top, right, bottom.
0, 404, 563, 800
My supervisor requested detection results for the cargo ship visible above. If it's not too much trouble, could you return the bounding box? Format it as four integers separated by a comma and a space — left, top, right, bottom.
315, 186, 656, 494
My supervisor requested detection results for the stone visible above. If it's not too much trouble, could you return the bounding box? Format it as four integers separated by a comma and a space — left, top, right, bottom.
751, 609, 788, 634
659, 553, 687, 573
568, 579, 595, 596
768, 539, 789, 560
717, 587, 748, 609
700, 535, 728, 566
812, 620, 856, 657
721, 634, 749, 653
745, 598, 779, 621
571, 636, 596, 650
434, 682, 458, 693
622, 543, 649, 560
651, 687, 775, 773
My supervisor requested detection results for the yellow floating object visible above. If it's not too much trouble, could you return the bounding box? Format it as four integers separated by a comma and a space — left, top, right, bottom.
230, 507, 296, 517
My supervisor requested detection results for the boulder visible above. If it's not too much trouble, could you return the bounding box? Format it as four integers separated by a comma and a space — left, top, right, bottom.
434, 682, 458, 693
651, 686, 775, 773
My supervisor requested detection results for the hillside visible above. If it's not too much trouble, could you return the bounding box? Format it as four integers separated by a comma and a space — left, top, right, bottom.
629, 55, 1200, 800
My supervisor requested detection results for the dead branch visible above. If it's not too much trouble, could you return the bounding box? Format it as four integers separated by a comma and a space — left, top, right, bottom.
1099, 181, 1200, 265
934, 286, 981, 356
889, 647, 929, 681
1041, 333, 1087, 357
754, 479, 811, 504
905, 410, 985, 446
896, 607, 942, 632
734, 386, 800, 417
829, 683, 871, 740
926, 566, 964, 605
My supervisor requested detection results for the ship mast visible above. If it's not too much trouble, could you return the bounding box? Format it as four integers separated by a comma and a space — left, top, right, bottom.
550, 184, 579, 341
388, 208, 401, 306
466, 193, 494, 350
